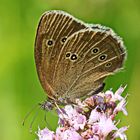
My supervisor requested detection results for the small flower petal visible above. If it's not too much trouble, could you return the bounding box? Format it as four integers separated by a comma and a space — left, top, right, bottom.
56, 128, 83, 140
114, 98, 128, 115
96, 114, 118, 137
73, 114, 87, 130
112, 126, 129, 140
37, 128, 55, 140
88, 108, 102, 124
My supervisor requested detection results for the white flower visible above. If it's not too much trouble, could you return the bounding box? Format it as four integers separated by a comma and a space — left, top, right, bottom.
72, 113, 87, 130
65, 105, 78, 118
105, 86, 126, 102
56, 128, 83, 140
37, 128, 55, 140
114, 98, 128, 115
94, 114, 117, 137
88, 108, 102, 124
114, 86, 127, 101
112, 126, 129, 140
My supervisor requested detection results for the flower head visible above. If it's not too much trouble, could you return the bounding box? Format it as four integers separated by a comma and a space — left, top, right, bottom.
37, 86, 129, 140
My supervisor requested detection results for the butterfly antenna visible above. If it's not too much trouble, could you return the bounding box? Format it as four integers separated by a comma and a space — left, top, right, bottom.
44, 111, 47, 122
22, 103, 39, 126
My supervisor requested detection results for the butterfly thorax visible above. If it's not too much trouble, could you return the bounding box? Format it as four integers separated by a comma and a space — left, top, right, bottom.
39, 99, 54, 111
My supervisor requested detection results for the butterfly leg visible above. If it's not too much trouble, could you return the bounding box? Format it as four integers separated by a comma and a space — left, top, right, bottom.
54, 102, 65, 117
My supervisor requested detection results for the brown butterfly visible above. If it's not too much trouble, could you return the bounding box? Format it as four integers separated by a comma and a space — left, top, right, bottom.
34, 10, 126, 110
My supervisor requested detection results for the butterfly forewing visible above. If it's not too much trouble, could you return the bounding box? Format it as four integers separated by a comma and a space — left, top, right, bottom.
35, 11, 87, 99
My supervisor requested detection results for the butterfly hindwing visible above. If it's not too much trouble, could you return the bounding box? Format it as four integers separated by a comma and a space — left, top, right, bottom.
53, 28, 126, 102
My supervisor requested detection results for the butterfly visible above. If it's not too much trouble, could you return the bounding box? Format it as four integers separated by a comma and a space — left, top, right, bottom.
34, 10, 126, 110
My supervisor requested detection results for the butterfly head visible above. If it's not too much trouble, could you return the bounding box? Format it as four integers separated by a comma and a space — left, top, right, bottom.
39, 100, 54, 111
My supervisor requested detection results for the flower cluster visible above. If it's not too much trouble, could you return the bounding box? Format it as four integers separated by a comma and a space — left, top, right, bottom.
37, 86, 129, 140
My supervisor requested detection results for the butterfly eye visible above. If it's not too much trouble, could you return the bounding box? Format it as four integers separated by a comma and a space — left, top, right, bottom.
66, 52, 71, 58
46, 39, 54, 47
61, 37, 67, 44
105, 62, 112, 67
70, 54, 78, 61
98, 54, 107, 61
92, 48, 99, 54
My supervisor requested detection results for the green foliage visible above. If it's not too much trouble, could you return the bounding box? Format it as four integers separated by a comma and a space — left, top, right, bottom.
0, 0, 140, 139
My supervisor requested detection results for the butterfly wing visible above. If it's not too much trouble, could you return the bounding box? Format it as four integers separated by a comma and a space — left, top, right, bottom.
53, 28, 126, 103
35, 11, 87, 100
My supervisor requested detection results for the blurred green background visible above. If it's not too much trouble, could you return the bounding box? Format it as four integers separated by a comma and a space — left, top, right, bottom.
0, 0, 140, 139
